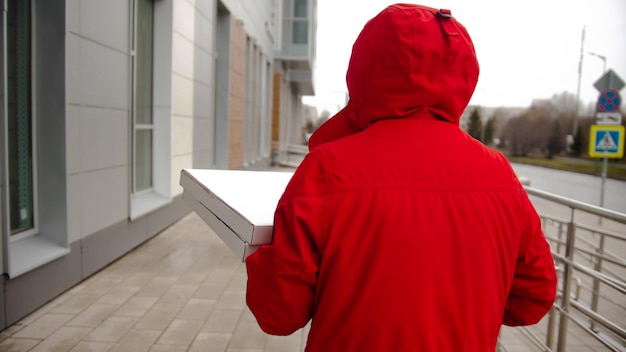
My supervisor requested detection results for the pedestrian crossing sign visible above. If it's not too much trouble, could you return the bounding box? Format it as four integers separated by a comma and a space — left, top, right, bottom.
589, 125, 624, 158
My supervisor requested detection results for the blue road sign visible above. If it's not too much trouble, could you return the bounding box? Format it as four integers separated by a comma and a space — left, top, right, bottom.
589, 125, 625, 158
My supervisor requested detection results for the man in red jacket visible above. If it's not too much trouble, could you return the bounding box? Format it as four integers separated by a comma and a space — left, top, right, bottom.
246, 4, 557, 351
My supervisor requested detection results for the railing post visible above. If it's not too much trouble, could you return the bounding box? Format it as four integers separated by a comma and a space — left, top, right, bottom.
557, 222, 564, 255
546, 306, 557, 349
590, 232, 605, 331
556, 209, 576, 352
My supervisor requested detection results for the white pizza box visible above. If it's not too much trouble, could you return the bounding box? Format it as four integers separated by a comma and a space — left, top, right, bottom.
179, 169, 293, 260
183, 190, 259, 259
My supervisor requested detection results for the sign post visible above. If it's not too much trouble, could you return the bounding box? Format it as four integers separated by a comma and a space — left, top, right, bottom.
590, 69, 624, 213
588, 125, 624, 214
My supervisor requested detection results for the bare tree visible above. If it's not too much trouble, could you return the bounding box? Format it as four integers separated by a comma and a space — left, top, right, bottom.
501, 105, 553, 157
502, 115, 536, 156
546, 118, 565, 158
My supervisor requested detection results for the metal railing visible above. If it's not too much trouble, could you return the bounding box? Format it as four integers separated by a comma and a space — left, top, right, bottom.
500, 186, 626, 352
271, 142, 308, 167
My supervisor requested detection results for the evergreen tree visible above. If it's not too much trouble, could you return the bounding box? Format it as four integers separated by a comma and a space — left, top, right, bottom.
483, 118, 495, 146
467, 108, 482, 141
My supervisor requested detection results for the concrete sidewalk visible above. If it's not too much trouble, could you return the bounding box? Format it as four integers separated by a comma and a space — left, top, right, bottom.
0, 211, 310, 352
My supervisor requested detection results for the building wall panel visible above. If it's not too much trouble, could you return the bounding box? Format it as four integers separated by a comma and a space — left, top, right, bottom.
77, 0, 129, 53
0, 0, 314, 331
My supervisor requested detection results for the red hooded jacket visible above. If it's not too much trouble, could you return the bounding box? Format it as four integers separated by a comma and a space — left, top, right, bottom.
246, 4, 557, 351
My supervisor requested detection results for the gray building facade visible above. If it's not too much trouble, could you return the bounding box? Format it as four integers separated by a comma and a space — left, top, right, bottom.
0, 0, 316, 330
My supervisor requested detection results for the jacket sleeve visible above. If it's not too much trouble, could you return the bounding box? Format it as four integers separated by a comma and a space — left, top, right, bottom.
245, 151, 325, 335
503, 194, 558, 326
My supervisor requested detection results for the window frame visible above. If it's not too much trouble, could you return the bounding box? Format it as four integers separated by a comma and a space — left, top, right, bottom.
5, 0, 39, 242
131, 0, 155, 195
2, 0, 70, 278
128, 0, 172, 220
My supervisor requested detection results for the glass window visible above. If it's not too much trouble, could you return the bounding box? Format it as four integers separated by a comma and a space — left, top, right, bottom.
292, 0, 308, 44
292, 21, 308, 44
294, 0, 307, 17
135, 129, 152, 191
133, 0, 154, 193
7, 0, 35, 236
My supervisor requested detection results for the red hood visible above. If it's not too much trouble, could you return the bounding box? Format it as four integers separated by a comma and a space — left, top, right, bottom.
309, 4, 479, 149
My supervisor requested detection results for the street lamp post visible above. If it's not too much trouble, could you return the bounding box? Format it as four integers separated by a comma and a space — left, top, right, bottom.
586, 51, 609, 217
573, 26, 585, 138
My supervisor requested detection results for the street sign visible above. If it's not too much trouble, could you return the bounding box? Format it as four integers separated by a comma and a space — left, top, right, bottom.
595, 112, 622, 125
597, 89, 621, 112
588, 125, 624, 158
597, 89, 622, 112
594, 69, 625, 92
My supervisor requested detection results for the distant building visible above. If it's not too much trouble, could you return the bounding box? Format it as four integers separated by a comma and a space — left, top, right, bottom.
0, 0, 316, 330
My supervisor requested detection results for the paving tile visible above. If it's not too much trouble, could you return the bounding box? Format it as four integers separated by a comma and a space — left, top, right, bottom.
109, 329, 161, 352
28, 326, 91, 352
157, 319, 204, 345
162, 248, 197, 272
134, 302, 182, 331
187, 254, 219, 273
148, 344, 189, 352
84, 316, 138, 342
215, 290, 246, 310
121, 271, 158, 291
13, 313, 74, 339
66, 303, 119, 328
228, 321, 267, 350
95, 286, 139, 306
77, 277, 117, 297
13, 297, 66, 326
69, 341, 115, 352
194, 281, 230, 300
113, 296, 158, 317
177, 298, 217, 320
225, 269, 247, 292
202, 309, 243, 333
265, 334, 303, 352
50, 294, 100, 315
0, 338, 41, 351
135, 276, 178, 298
94, 270, 129, 285
158, 285, 197, 306
0, 323, 26, 343
175, 272, 209, 288
207, 267, 239, 286
240, 308, 258, 322
188, 332, 231, 352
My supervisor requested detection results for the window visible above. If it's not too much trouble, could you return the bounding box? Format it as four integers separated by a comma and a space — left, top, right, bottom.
129, 0, 172, 219
2, 0, 69, 277
292, 0, 308, 44
132, 0, 154, 194
7, 0, 36, 239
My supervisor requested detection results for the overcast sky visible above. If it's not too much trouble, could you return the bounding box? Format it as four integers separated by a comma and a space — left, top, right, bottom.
306, 0, 626, 113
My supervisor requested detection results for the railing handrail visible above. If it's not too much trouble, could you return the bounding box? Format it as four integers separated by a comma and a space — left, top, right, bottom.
524, 186, 626, 224
511, 186, 626, 352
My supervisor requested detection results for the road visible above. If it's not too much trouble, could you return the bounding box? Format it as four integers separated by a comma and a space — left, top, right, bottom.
511, 163, 626, 214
